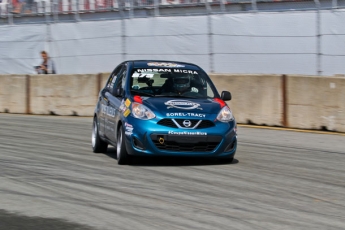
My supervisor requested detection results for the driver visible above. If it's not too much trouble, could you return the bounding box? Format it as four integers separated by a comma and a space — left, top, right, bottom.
171, 75, 198, 95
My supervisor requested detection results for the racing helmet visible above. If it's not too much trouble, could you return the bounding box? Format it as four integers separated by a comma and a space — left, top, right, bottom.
173, 75, 190, 93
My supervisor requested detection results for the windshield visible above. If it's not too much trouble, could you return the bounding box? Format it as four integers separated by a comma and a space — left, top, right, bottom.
129, 68, 216, 98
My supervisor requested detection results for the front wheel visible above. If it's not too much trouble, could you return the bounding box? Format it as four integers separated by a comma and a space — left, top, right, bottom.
92, 118, 108, 153
116, 125, 130, 165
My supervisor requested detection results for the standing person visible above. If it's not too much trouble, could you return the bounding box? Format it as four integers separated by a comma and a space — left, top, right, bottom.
36, 51, 56, 74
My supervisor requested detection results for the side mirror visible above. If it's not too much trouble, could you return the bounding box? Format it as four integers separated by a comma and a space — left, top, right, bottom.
221, 91, 231, 101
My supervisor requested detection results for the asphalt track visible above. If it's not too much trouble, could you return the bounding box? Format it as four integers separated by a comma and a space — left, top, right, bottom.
0, 114, 344, 230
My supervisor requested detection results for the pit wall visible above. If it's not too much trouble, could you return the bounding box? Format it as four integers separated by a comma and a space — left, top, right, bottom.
0, 74, 344, 133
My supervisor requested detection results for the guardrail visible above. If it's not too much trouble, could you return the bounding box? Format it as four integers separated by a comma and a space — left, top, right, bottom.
0, 73, 344, 132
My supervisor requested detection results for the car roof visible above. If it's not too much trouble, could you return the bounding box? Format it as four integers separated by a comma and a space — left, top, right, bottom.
129, 60, 201, 70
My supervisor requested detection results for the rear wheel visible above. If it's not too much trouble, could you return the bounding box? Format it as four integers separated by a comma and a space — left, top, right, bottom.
92, 118, 108, 153
116, 125, 130, 165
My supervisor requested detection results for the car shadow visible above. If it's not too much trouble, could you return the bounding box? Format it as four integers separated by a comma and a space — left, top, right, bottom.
104, 147, 239, 167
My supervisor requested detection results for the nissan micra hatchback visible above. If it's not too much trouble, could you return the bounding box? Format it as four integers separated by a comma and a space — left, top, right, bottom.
92, 60, 237, 164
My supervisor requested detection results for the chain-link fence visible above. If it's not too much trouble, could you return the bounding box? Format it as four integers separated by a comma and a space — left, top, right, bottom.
1, 0, 345, 76
1, 0, 345, 24
1, 11, 345, 76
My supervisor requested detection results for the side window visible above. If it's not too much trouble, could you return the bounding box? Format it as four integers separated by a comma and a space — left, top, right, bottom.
114, 67, 127, 91
106, 65, 123, 91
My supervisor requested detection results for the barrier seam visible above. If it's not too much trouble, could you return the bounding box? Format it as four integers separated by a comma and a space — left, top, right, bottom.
282, 74, 288, 127
26, 75, 31, 114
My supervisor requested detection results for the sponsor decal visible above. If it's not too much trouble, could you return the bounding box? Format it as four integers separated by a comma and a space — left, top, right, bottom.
119, 99, 126, 112
135, 69, 198, 75
168, 131, 207, 135
166, 112, 206, 118
125, 122, 133, 136
125, 122, 133, 128
136, 69, 171, 73
125, 99, 131, 108
123, 109, 131, 117
101, 104, 115, 117
147, 62, 185, 68
173, 69, 198, 74
107, 75, 117, 88
165, 100, 202, 110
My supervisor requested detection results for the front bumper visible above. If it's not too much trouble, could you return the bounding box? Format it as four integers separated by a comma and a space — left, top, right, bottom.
123, 116, 237, 158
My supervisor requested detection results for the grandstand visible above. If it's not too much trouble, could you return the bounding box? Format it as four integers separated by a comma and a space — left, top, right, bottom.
1, 0, 344, 24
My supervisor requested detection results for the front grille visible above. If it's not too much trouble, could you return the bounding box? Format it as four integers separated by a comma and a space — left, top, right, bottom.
174, 119, 200, 127
157, 119, 176, 128
152, 140, 220, 152
157, 119, 215, 129
195, 120, 215, 128
150, 134, 222, 152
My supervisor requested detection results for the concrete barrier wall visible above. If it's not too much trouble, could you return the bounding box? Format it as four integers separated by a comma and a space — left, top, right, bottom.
30, 74, 99, 116
210, 74, 284, 126
101, 72, 111, 89
1, 73, 344, 133
287, 75, 345, 132
0, 75, 27, 114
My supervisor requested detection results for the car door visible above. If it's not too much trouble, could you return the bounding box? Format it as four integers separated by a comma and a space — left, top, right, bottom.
105, 64, 128, 143
100, 64, 124, 140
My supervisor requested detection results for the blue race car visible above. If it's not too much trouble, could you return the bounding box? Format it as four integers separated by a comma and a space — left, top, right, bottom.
92, 60, 237, 165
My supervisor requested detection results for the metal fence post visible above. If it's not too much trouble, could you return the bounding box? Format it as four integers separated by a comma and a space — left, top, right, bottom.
8, 3, 13, 25
220, 0, 225, 12
121, 19, 127, 61
206, 0, 212, 72
129, 0, 133, 18
44, 0, 50, 23
332, 0, 338, 9
75, 0, 81, 21
208, 14, 214, 73
315, 0, 322, 75
154, 0, 159, 17
251, 0, 257, 11
119, 0, 125, 18
205, 0, 211, 14
53, 0, 59, 22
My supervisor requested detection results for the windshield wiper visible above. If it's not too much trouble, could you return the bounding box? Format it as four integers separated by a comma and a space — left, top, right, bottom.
130, 90, 155, 97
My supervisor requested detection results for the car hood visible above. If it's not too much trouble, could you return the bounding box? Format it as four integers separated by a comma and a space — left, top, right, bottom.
142, 97, 223, 117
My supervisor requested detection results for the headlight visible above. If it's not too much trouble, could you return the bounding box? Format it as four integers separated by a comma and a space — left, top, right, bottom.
216, 106, 234, 122
131, 102, 155, 120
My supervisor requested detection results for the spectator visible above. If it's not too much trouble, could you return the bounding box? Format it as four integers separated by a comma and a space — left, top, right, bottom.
36, 51, 56, 74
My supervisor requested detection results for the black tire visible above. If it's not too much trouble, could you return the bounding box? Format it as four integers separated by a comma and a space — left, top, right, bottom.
91, 118, 108, 153
116, 125, 130, 165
